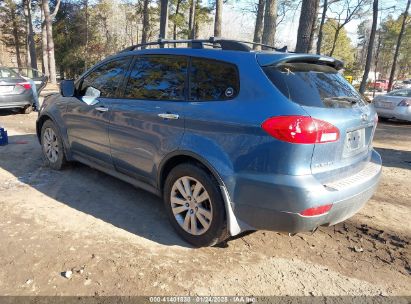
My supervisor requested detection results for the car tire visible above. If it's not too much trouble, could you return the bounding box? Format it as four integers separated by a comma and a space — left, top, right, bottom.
21, 105, 33, 114
41, 120, 66, 170
163, 163, 228, 247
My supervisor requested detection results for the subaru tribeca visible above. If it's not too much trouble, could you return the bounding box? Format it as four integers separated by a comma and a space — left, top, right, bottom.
36, 38, 382, 247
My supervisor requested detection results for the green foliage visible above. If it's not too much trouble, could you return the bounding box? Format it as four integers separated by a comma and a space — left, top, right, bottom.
377, 14, 411, 79
321, 19, 355, 72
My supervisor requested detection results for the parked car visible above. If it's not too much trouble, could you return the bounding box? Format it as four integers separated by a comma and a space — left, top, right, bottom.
36, 38, 382, 247
373, 89, 411, 122
9, 67, 48, 94
368, 79, 389, 92
392, 79, 411, 90
0, 66, 36, 114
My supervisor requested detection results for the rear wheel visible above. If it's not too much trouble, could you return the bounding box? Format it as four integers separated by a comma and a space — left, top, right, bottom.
41, 120, 66, 170
164, 163, 227, 247
21, 105, 33, 114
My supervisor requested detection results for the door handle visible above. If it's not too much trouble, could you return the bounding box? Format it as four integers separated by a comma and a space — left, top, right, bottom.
95, 106, 109, 112
158, 113, 179, 120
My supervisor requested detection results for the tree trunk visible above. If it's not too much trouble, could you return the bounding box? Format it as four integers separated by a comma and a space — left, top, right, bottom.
141, 0, 150, 47
261, 0, 277, 48
11, 9, 22, 69
173, 0, 182, 46
188, 0, 196, 39
253, 0, 265, 50
316, 0, 327, 54
24, 0, 37, 70
84, 0, 89, 71
159, 0, 169, 40
388, 0, 410, 92
214, 0, 222, 37
307, 0, 320, 53
359, 0, 378, 94
42, 0, 58, 84
329, 27, 340, 56
295, 0, 318, 53
41, 7, 49, 77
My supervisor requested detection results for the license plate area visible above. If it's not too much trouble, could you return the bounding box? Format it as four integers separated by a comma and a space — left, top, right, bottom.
0, 86, 14, 94
343, 128, 366, 158
376, 101, 394, 109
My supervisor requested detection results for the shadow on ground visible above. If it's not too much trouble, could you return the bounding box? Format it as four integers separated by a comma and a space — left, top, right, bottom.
0, 133, 190, 248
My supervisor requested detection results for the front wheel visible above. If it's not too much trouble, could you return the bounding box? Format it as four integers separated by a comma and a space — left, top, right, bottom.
163, 163, 227, 247
41, 120, 66, 170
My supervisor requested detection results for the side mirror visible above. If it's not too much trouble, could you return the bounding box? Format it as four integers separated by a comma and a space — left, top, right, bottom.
60, 80, 75, 97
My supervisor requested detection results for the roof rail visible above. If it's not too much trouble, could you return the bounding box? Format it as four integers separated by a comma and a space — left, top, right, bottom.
119, 37, 288, 53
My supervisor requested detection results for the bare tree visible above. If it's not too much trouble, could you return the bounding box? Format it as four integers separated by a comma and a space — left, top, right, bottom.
295, 0, 319, 53
42, 0, 61, 84
261, 0, 277, 47
188, 0, 196, 38
214, 0, 222, 37
328, 0, 367, 57
41, 6, 48, 76
9, 1, 22, 68
307, 0, 320, 52
359, 0, 378, 94
316, 0, 328, 54
159, 0, 169, 39
253, 0, 265, 49
388, 0, 410, 91
141, 0, 150, 47
23, 0, 37, 70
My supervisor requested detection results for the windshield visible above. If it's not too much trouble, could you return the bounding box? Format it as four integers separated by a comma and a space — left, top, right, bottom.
0, 67, 19, 79
263, 62, 367, 108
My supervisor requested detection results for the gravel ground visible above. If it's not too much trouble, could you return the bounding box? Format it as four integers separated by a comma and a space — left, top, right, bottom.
0, 96, 410, 296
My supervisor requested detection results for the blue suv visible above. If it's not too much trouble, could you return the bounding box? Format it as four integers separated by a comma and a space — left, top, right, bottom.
36, 38, 382, 247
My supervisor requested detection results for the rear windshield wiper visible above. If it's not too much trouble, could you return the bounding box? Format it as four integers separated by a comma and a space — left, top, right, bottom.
323, 96, 361, 108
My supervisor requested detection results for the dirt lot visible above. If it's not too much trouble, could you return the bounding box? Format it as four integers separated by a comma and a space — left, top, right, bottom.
0, 97, 410, 296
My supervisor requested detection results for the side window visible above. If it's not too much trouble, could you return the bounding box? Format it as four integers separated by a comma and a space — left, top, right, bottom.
78, 57, 131, 98
124, 56, 187, 101
190, 58, 239, 101
389, 90, 406, 97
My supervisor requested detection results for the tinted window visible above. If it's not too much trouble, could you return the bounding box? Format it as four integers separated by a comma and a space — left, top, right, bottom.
79, 57, 131, 98
388, 90, 410, 97
263, 63, 367, 108
190, 58, 239, 101
124, 56, 187, 101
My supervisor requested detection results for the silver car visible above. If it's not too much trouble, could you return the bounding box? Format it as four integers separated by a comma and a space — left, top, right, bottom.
373, 89, 411, 122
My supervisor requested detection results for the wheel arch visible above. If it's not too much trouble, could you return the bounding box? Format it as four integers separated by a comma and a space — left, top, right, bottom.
36, 113, 73, 160
158, 151, 225, 193
158, 151, 244, 237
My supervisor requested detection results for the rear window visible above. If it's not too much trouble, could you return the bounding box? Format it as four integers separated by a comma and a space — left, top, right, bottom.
263, 62, 366, 108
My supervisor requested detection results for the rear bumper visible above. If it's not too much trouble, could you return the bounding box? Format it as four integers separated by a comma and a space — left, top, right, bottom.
0, 93, 34, 109
376, 107, 411, 122
231, 149, 382, 233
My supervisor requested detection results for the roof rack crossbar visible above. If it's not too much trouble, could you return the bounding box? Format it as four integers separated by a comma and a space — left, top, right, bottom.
119, 37, 288, 54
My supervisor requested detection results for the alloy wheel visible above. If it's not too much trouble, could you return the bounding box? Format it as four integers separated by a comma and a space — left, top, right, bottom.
43, 127, 59, 163
170, 176, 213, 236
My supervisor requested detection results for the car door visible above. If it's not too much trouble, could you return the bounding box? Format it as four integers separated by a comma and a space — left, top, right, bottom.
63, 56, 132, 169
108, 55, 187, 186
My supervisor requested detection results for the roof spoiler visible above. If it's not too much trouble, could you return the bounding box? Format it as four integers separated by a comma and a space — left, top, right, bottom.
257, 54, 344, 70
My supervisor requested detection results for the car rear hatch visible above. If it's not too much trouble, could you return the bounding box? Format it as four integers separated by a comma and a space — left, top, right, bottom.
0, 78, 31, 96
258, 53, 377, 182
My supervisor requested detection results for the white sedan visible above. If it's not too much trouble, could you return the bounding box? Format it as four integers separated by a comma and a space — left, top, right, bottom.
373, 89, 411, 122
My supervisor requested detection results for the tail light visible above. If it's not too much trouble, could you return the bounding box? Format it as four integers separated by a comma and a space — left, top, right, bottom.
299, 204, 332, 217
16, 82, 31, 90
398, 98, 411, 107
261, 116, 340, 144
